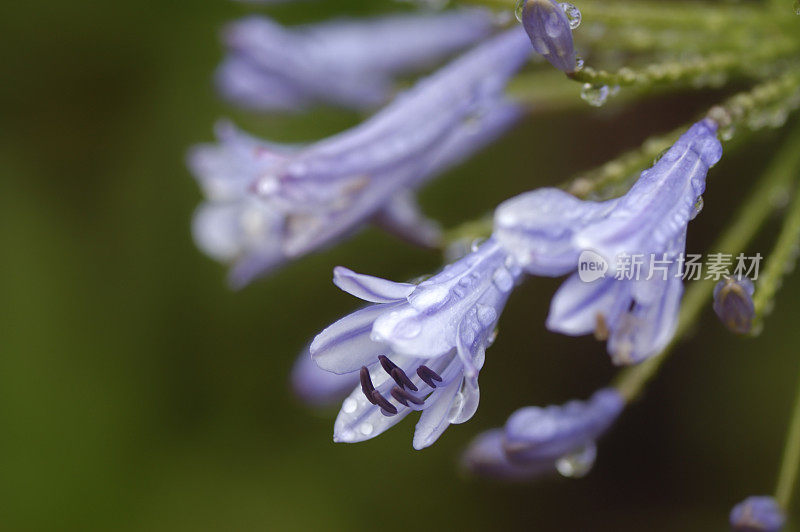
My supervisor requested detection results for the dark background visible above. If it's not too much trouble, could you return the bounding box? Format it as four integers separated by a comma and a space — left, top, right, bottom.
1, 1, 798, 530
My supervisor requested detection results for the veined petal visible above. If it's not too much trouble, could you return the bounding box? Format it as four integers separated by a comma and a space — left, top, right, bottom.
608, 274, 683, 365
494, 188, 617, 276
413, 373, 464, 450
333, 385, 413, 444
546, 273, 629, 336
333, 266, 415, 304
311, 303, 400, 374
574, 120, 721, 265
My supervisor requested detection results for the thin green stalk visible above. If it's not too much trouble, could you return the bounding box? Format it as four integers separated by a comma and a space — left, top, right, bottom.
752, 185, 800, 331
776, 365, 800, 509
615, 121, 800, 402
568, 42, 798, 90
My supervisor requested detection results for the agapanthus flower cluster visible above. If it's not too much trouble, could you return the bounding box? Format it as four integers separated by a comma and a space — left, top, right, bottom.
190, 28, 530, 286
189, 0, 800, 528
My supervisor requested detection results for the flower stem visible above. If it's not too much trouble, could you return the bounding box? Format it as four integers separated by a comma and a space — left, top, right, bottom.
615, 121, 800, 402
752, 183, 800, 332
776, 365, 800, 510
568, 44, 797, 90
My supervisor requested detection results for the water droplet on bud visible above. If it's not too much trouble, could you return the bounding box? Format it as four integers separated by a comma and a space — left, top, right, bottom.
560, 2, 582, 29
556, 442, 597, 478
691, 196, 704, 220
514, 0, 526, 22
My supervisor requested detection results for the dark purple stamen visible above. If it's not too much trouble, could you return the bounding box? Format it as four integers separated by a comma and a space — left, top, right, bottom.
371, 390, 398, 416
390, 368, 418, 392
391, 386, 425, 407
417, 365, 443, 388
378, 355, 398, 374
360, 366, 377, 404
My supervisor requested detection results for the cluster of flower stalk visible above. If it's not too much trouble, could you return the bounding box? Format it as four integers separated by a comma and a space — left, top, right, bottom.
188, 0, 800, 529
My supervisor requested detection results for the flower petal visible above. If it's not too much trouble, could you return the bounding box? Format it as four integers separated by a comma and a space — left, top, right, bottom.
494, 188, 617, 276
412, 374, 464, 450
311, 303, 399, 374
333, 266, 415, 303
546, 273, 629, 336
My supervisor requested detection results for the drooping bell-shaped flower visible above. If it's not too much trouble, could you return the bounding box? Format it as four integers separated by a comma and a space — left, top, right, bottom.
218, 11, 496, 111
460, 429, 556, 481
463, 388, 624, 480
309, 238, 522, 449
189, 29, 530, 287
520, 0, 579, 73
730, 496, 785, 532
494, 119, 723, 363
713, 277, 755, 334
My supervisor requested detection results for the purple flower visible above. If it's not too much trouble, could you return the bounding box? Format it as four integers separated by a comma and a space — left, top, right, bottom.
520, 0, 579, 73
714, 277, 755, 334
730, 496, 785, 532
190, 29, 529, 287
291, 345, 360, 407
460, 429, 556, 481
310, 238, 522, 449
494, 119, 723, 363
218, 11, 496, 112
463, 388, 624, 480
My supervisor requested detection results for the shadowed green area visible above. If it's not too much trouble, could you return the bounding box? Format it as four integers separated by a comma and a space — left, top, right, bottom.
0, 1, 799, 530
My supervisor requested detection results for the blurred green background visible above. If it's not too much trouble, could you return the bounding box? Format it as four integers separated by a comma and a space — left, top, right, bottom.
1, 1, 799, 530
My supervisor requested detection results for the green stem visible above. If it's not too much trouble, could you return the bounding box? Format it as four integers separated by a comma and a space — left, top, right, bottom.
569, 45, 797, 90
752, 173, 800, 331
776, 365, 800, 509
615, 121, 800, 402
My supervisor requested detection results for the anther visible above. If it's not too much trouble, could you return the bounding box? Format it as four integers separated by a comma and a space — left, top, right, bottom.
360, 366, 376, 404
390, 386, 425, 407
390, 367, 418, 391
371, 390, 398, 416
378, 355, 398, 374
417, 365, 443, 388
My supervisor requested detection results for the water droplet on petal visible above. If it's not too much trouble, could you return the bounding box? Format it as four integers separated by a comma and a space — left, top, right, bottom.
581, 83, 615, 107
486, 328, 499, 347
471, 238, 486, 253
691, 196, 704, 220
556, 442, 597, 478
360, 422, 374, 436
492, 267, 515, 293
514, 0, 526, 22
447, 391, 466, 422
343, 398, 357, 414
476, 304, 498, 327
560, 2, 582, 29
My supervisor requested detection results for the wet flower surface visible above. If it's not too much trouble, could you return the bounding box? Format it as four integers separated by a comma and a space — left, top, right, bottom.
311, 238, 521, 449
